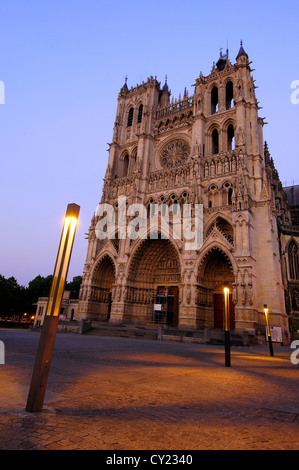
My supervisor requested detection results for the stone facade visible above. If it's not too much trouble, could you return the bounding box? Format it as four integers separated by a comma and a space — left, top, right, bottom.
34, 291, 79, 327
77, 43, 295, 344
280, 185, 299, 339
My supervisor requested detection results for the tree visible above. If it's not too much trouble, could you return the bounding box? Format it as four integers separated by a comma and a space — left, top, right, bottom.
26, 275, 53, 314
0, 275, 26, 318
0, 273, 83, 320
66, 276, 82, 299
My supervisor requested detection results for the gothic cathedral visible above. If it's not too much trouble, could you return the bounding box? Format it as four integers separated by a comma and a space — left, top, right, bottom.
77, 42, 293, 344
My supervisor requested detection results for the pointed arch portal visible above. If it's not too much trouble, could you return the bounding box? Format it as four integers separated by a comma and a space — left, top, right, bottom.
91, 255, 115, 320
198, 247, 235, 329
127, 237, 181, 325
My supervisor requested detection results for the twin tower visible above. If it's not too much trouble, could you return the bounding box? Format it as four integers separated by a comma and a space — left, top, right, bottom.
77, 42, 291, 344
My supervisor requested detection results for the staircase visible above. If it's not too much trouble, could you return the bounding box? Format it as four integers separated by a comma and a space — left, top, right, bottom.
85, 321, 252, 346
86, 321, 160, 340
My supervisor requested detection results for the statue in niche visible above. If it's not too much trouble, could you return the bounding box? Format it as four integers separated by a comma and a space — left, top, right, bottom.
238, 150, 245, 167
116, 285, 121, 302
237, 80, 244, 98
193, 141, 200, 156
193, 159, 199, 177
232, 283, 238, 305
186, 285, 191, 305
241, 283, 246, 305
247, 283, 253, 305
237, 127, 245, 145
231, 157, 236, 172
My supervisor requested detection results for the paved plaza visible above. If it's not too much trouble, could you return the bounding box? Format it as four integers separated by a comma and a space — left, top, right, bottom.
0, 329, 298, 451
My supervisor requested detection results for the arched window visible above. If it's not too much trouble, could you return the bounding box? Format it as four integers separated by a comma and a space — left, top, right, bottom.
288, 240, 299, 280
127, 107, 134, 127
169, 195, 179, 215
226, 81, 234, 109
228, 187, 233, 205
148, 198, 155, 218
227, 124, 235, 151
124, 154, 129, 176
212, 129, 219, 154
172, 202, 178, 215
137, 104, 143, 123
211, 86, 219, 114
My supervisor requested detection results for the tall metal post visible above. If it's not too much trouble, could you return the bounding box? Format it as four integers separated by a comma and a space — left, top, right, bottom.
26, 203, 80, 412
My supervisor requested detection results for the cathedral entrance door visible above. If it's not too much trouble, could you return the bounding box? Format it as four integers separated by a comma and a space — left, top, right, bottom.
156, 285, 179, 326
198, 246, 235, 329
168, 286, 179, 326
214, 293, 235, 329
91, 255, 115, 321
127, 237, 181, 324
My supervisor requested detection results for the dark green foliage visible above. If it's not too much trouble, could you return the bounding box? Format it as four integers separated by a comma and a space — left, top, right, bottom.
0, 274, 82, 318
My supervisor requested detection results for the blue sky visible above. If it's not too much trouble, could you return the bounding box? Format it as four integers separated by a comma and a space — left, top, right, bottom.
0, 0, 298, 287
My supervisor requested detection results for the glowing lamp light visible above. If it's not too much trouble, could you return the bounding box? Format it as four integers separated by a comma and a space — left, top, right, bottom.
263, 305, 270, 336
46, 210, 79, 318
264, 304, 274, 357
224, 287, 230, 332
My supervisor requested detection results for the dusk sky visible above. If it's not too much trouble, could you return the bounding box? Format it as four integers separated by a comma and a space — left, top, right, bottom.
0, 0, 298, 287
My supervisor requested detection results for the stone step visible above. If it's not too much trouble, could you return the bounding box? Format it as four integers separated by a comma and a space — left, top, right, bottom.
32, 319, 252, 346
85, 322, 159, 340
85, 322, 249, 346
161, 327, 246, 346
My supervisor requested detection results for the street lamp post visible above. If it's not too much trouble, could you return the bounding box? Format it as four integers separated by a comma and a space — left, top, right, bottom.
26, 203, 80, 413
224, 287, 231, 367
264, 304, 274, 357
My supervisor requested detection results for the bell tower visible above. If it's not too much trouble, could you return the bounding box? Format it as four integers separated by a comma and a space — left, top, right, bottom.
77, 43, 290, 344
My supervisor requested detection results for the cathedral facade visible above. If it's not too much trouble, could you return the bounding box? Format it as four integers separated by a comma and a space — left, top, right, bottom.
77, 43, 293, 344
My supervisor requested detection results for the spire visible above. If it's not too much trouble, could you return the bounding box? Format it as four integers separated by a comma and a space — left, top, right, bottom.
239, 40, 245, 54
163, 75, 168, 91
121, 75, 128, 92
236, 40, 248, 60
159, 75, 170, 107
264, 141, 269, 154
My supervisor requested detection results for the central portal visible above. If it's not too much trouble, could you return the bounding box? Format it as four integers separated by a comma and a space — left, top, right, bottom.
127, 237, 181, 325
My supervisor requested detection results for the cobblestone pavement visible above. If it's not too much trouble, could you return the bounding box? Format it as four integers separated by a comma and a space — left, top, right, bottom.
0, 329, 298, 451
